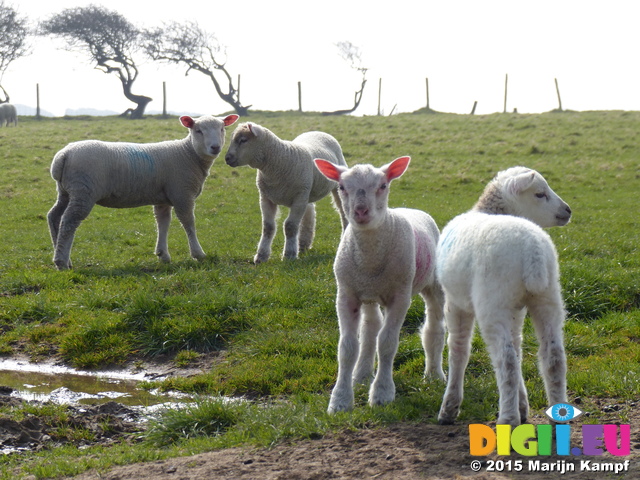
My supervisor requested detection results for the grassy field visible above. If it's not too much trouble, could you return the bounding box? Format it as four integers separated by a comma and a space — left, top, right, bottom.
0, 111, 638, 477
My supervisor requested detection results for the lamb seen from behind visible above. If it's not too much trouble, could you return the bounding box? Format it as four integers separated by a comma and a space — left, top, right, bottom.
436, 166, 572, 427
47, 114, 238, 270
315, 156, 446, 413
225, 122, 348, 263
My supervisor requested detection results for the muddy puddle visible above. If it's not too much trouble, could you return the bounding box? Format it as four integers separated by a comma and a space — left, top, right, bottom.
0, 358, 199, 454
0, 358, 190, 408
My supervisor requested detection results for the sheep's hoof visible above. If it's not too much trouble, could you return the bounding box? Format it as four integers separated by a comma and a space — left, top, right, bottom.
437, 417, 456, 425
54, 259, 71, 271
253, 253, 270, 264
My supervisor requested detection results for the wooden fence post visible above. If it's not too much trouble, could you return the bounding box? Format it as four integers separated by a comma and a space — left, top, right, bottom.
377, 78, 382, 116
555, 78, 563, 111
503, 74, 508, 113
36, 83, 41, 120
426, 78, 430, 110
298, 81, 302, 112
162, 82, 167, 118
470, 101, 478, 115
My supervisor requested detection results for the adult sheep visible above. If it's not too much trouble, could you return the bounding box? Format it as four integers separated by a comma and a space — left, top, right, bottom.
315, 156, 445, 413
0, 103, 17, 127
225, 122, 348, 263
436, 166, 572, 427
47, 114, 238, 270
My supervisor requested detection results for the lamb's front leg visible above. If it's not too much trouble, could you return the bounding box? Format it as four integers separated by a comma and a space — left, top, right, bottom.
255, 193, 278, 264
353, 303, 383, 385
369, 293, 412, 407
328, 292, 362, 413
173, 200, 206, 261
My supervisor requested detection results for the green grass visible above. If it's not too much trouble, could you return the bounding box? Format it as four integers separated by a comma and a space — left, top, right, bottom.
0, 111, 639, 478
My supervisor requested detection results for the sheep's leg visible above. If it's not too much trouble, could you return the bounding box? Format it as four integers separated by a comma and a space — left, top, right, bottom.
369, 293, 412, 407
438, 303, 474, 425
478, 308, 524, 426
153, 204, 172, 263
52, 198, 95, 270
255, 193, 278, 264
527, 294, 567, 407
298, 203, 316, 253
353, 303, 383, 385
330, 188, 348, 231
47, 188, 69, 250
282, 201, 308, 260
512, 308, 529, 423
328, 293, 362, 413
173, 201, 206, 261
420, 285, 446, 381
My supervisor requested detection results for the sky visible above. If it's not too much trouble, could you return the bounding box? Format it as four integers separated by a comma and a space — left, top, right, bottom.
4, 0, 640, 117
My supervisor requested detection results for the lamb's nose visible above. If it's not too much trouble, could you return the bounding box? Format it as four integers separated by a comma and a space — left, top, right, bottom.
211, 145, 221, 155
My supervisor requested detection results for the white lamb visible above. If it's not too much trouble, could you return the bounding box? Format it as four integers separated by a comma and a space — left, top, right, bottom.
225, 122, 348, 263
0, 103, 17, 127
47, 114, 239, 270
315, 156, 446, 413
436, 166, 572, 427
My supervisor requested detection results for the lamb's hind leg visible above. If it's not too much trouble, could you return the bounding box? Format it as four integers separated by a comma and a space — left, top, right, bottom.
298, 203, 316, 254
52, 197, 95, 270
527, 293, 567, 407
512, 308, 529, 424
47, 188, 69, 250
478, 308, 525, 426
420, 284, 446, 381
153, 204, 172, 263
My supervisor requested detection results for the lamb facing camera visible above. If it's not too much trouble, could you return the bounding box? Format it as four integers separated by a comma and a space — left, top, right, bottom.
315, 156, 445, 413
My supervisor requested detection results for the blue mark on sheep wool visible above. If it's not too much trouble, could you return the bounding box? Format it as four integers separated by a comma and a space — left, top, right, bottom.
125, 146, 156, 177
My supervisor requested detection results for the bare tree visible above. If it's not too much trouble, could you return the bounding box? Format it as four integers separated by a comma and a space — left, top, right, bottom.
40, 6, 151, 119
323, 41, 368, 116
0, 1, 30, 103
143, 21, 249, 116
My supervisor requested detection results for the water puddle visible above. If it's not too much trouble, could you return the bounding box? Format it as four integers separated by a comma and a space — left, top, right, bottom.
0, 358, 190, 408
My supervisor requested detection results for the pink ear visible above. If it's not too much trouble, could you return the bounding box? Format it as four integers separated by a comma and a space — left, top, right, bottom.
224, 114, 239, 126
180, 116, 195, 129
385, 156, 411, 181
314, 159, 343, 181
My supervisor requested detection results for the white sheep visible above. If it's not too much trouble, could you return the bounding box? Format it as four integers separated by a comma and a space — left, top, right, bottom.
0, 103, 17, 127
436, 166, 572, 427
225, 122, 348, 263
315, 156, 446, 413
47, 114, 239, 270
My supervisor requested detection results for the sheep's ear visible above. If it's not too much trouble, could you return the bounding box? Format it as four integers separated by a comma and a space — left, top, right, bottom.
248, 123, 264, 138
180, 116, 195, 129
508, 171, 537, 195
223, 114, 239, 126
314, 159, 345, 181
383, 156, 411, 181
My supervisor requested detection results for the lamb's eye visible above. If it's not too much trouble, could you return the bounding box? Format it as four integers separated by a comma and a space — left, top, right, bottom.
380, 183, 387, 190
238, 136, 248, 144
535, 192, 547, 199
195, 129, 203, 135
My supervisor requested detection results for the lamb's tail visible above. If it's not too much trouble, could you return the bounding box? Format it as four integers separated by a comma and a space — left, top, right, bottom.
523, 239, 554, 294
50, 149, 68, 182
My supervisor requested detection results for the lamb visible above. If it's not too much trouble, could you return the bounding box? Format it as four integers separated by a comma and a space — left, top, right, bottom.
314, 156, 446, 413
47, 114, 239, 270
436, 166, 572, 427
0, 103, 17, 127
225, 122, 348, 263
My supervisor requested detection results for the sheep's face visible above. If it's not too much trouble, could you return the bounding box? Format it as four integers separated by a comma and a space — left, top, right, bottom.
315, 157, 410, 231
225, 122, 264, 168
503, 168, 572, 228
181, 114, 238, 159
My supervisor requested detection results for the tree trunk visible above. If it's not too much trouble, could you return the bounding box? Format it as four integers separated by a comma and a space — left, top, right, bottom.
120, 78, 152, 119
